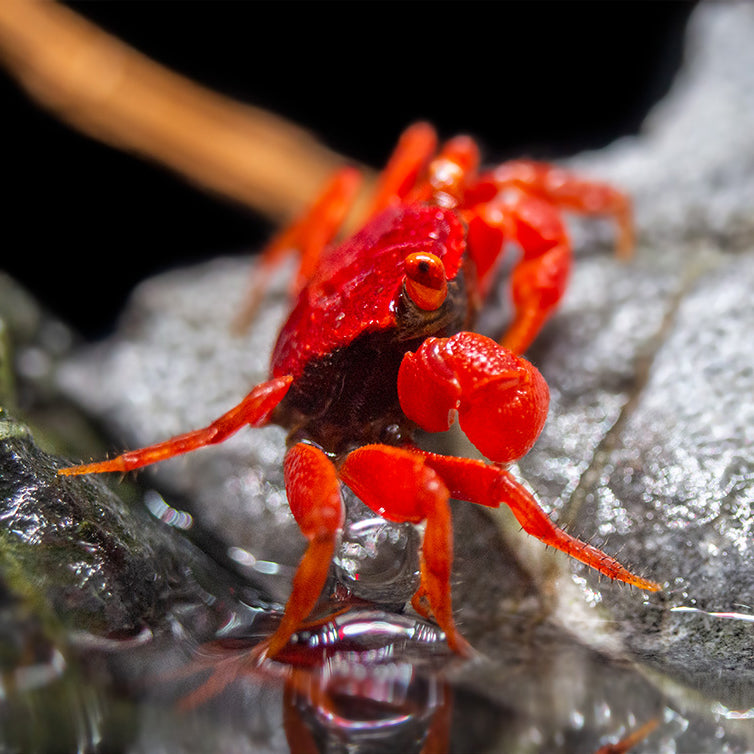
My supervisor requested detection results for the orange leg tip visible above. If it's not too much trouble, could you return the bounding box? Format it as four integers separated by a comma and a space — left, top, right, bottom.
445, 630, 475, 659
57, 459, 124, 476
410, 592, 432, 621
57, 464, 95, 477
614, 203, 635, 261
601, 561, 661, 592
583, 552, 661, 593
595, 717, 660, 754
615, 227, 635, 261
630, 575, 662, 592
247, 638, 273, 664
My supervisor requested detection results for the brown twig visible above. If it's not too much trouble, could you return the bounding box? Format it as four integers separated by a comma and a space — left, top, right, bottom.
0, 0, 374, 223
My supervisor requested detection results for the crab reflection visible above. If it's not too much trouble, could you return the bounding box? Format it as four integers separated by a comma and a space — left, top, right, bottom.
173, 606, 454, 754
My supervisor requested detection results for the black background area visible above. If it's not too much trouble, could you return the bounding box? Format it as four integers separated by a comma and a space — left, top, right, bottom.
2, 2, 694, 337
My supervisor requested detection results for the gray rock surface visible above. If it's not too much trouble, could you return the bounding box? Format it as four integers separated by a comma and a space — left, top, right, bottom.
509, 1, 754, 713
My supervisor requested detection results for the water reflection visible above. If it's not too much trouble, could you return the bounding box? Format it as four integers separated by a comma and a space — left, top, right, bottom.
167, 608, 456, 754
593, 718, 659, 754
0, 540, 728, 754
125, 607, 666, 754
0, 601, 681, 754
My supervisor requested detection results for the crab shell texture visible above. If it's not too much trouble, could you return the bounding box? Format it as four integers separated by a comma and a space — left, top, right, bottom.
271, 204, 467, 378
269, 203, 514, 458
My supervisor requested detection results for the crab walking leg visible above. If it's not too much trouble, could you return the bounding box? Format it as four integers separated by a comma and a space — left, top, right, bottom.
369, 124, 482, 216
486, 160, 634, 259
418, 451, 660, 591
465, 190, 574, 354
235, 166, 362, 330
463, 163, 634, 353
339, 444, 473, 656
290, 167, 363, 292
505, 236, 571, 355
367, 122, 438, 216
57, 376, 292, 476
412, 134, 481, 208
261, 443, 344, 659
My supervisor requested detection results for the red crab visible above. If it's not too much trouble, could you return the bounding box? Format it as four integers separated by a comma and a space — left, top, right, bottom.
59, 123, 659, 658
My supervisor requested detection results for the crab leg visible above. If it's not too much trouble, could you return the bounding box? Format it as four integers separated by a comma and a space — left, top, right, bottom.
465, 190, 574, 354
261, 442, 344, 659
369, 122, 485, 216
409, 134, 481, 208
57, 376, 292, 476
367, 122, 438, 216
418, 450, 660, 591
339, 444, 472, 656
502, 194, 572, 355
235, 166, 362, 330
464, 162, 634, 353
488, 160, 634, 258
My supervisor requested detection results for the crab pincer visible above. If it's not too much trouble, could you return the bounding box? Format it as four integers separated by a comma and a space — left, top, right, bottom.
398, 332, 549, 463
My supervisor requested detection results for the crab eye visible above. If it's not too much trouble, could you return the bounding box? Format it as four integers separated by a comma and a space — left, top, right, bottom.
403, 252, 448, 311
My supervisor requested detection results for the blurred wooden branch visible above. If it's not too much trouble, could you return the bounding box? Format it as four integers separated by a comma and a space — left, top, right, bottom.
0, 0, 373, 223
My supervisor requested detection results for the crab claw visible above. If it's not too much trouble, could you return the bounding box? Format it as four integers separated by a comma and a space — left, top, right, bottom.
398, 332, 549, 463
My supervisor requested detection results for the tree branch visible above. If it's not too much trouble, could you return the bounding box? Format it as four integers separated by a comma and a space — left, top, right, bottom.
0, 0, 374, 222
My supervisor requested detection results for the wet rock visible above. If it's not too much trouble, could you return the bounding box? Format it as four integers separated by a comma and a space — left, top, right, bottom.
57, 259, 306, 606
574, 254, 754, 704
0, 273, 245, 642
0, 411, 214, 638
494, 0, 754, 741
0, 288, 274, 749
0, 406, 268, 751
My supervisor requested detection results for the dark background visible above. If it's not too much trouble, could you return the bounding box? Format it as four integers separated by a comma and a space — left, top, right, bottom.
3, 2, 695, 338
